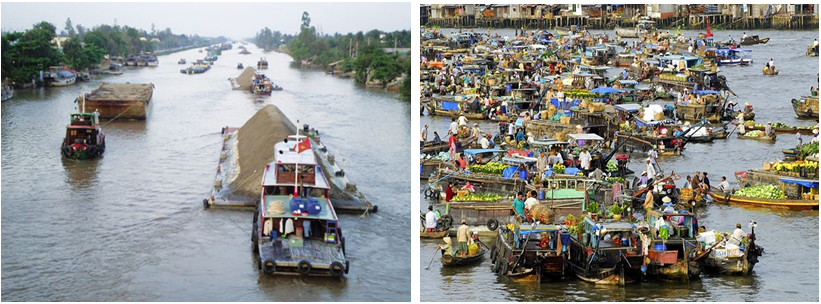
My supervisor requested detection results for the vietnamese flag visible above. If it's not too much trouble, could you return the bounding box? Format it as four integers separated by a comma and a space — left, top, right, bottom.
296, 138, 311, 153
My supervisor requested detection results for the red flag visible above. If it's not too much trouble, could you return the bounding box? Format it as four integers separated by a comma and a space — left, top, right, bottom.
295, 139, 311, 153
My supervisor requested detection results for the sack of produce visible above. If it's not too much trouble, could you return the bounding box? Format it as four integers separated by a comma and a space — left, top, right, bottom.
554, 131, 566, 141
468, 243, 479, 256
592, 102, 606, 112
654, 112, 664, 121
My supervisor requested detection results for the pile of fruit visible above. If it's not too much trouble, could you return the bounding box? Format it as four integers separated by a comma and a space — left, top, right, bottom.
659, 73, 689, 82
553, 164, 566, 174
452, 193, 503, 202
468, 162, 509, 175
799, 142, 819, 160
606, 160, 618, 172
772, 160, 818, 174
734, 184, 783, 199
566, 89, 597, 99
607, 176, 625, 184
744, 130, 764, 137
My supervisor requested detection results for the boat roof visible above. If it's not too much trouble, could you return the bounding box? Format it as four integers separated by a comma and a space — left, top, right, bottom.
779, 178, 819, 188
567, 133, 604, 141
261, 195, 337, 220
696, 90, 722, 95
502, 156, 537, 165
613, 104, 641, 112
530, 139, 567, 146
463, 149, 505, 156
584, 217, 637, 232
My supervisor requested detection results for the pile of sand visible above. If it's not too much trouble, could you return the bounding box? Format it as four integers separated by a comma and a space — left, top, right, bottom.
229, 66, 257, 90
230, 105, 297, 197
87, 83, 153, 101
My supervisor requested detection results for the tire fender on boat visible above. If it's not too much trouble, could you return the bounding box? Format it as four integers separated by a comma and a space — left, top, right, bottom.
330, 261, 345, 278
345, 260, 350, 274
262, 259, 276, 274
442, 215, 453, 229
297, 260, 312, 276
202, 199, 210, 209
487, 218, 499, 231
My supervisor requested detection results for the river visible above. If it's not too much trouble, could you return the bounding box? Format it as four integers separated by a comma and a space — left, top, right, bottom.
420, 29, 819, 302
2, 44, 410, 301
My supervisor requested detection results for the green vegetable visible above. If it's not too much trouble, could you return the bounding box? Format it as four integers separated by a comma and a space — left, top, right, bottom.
735, 184, 783, 199
606, 160, 618, 172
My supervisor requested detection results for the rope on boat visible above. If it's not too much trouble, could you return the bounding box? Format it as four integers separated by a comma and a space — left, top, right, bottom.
100, 103, 138, 127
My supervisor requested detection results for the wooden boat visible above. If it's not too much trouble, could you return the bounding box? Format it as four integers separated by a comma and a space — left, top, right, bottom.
739, 35, 769, 45
420, 229, 449, 239
83, 83, 153, 120
61, 112, 105, 160
251, 72, 274, 96
644, 210, 701, 282
45, 68, 76, 87
697, 226, 763, 275
2, 84, 14, 101
792, 96, 819, 119
709, 183, 819, 211
676, 91, 725, 122
762, 66, 778, 75
427, 97, 485, 120
441, 247, 486, 266
178, 59, 186, 65
237, 63, 244, 69
568, 219, 644, 286
491, 223, 569, 282
737, 133, 776, 142
252, 138, 349, 277
807, 44, 819, 57
257, 57, 268, 70
747, 125, 815, 135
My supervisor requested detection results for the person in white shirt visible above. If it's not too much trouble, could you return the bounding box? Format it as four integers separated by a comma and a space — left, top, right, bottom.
717, 176, 731, 192
728, 223, 745, 246
425, 206, 439, 232
524, 190, 540, 210
646, 159, 656, 180
480, 135, 490, 149
449, 118, 459, 135
470, 123, 481, 143
578, 147, 592, 172
421, 124, 429, 144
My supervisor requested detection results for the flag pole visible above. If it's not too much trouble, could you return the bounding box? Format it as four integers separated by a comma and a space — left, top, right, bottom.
294, 126, 299, 197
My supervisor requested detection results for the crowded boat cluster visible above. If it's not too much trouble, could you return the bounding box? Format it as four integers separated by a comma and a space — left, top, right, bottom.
419, 22, 819, 285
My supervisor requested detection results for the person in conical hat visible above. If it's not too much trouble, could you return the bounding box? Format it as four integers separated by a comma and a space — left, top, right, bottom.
439, 236, 453, 256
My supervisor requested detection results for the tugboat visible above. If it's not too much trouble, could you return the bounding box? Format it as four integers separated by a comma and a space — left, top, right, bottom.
257, 57, 268, 69
61, 110, 105, 160
178, 58, 186, 65
237, 63, 244, 69
251, 72, 273, 95
252, 135, 349, 277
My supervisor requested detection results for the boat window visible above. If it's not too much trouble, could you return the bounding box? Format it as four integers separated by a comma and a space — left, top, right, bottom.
264, 186, 275, 196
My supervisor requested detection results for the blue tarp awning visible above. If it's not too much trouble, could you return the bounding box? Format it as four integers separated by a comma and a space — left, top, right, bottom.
697, 90, 721, 95
464, 149, 504, 156
780, 178, 819, 188
590, 87, 624, 94
441, 101, 460, 111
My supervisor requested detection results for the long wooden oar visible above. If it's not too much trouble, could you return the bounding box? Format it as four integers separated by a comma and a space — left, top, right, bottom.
425, 246, 440, 270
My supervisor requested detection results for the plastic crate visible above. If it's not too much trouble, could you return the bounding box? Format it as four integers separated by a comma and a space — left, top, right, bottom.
648, 250, 678, 265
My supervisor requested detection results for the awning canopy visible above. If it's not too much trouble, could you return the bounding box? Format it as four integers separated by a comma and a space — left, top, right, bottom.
464, 149, 505, 156
614, 103, 641, 113
567, 133, 604, 141
780, 178, 819, 188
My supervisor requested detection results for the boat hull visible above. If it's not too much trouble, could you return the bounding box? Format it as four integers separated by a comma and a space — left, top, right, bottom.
441, 249, 485, 266
709, 192, 819, 210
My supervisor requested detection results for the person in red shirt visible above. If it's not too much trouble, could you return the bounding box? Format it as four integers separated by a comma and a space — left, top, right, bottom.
445, 182, 455, 202
455, 153, 467, 170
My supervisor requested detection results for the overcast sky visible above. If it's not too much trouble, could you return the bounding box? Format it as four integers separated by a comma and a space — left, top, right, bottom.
1, 2, 410, 38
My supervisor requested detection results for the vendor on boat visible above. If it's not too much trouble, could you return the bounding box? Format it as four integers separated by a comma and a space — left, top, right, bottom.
728, 223, 745, 246
765, 121, 773, 137
717, 176, 731, 193
524, 190, 540, 215
512, 192, 525, 219
445, 182, 455, 202
432, 131, 442, 143
439, 236, 454, 257
425, 205, 440, 232
456, 220, 472, 256
461, 180, 476, 193
420, 124, 428, 147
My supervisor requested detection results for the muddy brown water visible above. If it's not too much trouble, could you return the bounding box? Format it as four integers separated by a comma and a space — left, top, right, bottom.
2, 44, 410, 301
420, 29, 818, 302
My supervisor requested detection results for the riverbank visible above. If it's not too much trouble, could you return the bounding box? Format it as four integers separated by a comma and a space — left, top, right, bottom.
153, 44, 211, 56
426, 14, 819, 30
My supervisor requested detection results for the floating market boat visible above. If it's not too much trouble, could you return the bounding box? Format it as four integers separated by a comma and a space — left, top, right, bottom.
491, 223, 569, 282
614, 19, 655, 38
739, 35, 769, 46
644, 210, 701, 282
568, 219, 644, 285
708, 178, 819, 210
737, 132, 776, 143
441, 246, 486, 267
252, 138, 349, 277
675, 90, 726, 122
180, 63, 211, 74
257, 57, 269, 69
420, 229, 449, 239
696, 226, 763, 275
44, 67, 76, 87
746, 124, 815, 135
61, 112, 105, 160
251, 72, 275, 95
792, 96, 819, 119
715, 48, 753, 66
426, 96, 485, 119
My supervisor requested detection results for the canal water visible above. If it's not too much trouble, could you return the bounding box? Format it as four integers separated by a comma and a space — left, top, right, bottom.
420, 29, 819, 302
2, 44, 410, 301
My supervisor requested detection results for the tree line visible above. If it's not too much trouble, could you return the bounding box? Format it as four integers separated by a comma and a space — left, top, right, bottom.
2, 18, 225, 84
253, 12, 411, 100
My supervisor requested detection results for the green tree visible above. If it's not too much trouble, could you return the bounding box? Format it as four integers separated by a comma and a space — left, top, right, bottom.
64, 18, 76, 37
1, 21, 63, 84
